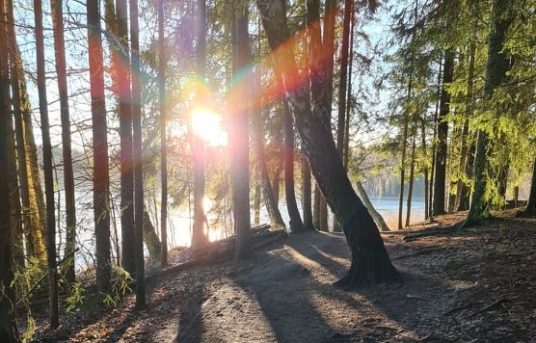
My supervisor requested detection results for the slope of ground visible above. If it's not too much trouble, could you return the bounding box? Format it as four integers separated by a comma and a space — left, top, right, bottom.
34, 210, 536, 342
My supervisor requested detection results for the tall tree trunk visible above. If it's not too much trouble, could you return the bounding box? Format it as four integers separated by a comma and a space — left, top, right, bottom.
428, 60, 443, 219
191, 0, 209, 251
35, 0, 59, 328
257, 0, 400, 287
52, 0, 76, 284
283, 104, 304, 232
129, 0, 146, 308
355, 181, 390, 232
398, 76, 413, 230
405, 134, 417, 227
1, 6, 23, 267
7, 0, 47, 261
466, 0, 514, 225
333, 0, 353, 232
88, 0, 112, 294
343, 7, 355, 170
314, 0, 336, 233
109, 0, 136, 275
157, 0, 168, 266
301, 156, 314, 230
230, 1, 251, 258
0, 16, 19, 336
432, 50, 454, 216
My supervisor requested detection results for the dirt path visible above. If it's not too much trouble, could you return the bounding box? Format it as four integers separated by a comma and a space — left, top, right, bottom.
44, 212, 536, 342
170, 231, 457, 343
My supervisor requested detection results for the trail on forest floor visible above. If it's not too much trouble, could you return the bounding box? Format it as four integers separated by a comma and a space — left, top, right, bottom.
37, 210, 536, 343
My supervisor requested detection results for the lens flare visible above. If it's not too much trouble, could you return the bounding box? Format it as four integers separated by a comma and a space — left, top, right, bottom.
191, 108, 228, 146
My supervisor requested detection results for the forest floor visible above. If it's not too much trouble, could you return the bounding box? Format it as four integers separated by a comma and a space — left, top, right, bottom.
34, 209, 536, 343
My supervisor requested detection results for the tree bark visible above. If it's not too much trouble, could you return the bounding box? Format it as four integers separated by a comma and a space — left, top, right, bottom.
466, 0, 515, 225
257, 0, 400, 287
35, 0, 59, 329
432, 50, 454, 216
88, 0, 112, 294
230, 1, 251, 258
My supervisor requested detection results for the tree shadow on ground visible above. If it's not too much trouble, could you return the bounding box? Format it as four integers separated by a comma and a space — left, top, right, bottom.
228, 231, 459, 342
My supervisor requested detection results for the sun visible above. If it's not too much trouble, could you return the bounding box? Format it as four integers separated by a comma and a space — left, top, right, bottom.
191, 108, 228, 146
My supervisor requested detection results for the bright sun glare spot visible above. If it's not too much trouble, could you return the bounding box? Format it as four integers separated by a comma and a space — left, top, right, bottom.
191, 108, 228, 146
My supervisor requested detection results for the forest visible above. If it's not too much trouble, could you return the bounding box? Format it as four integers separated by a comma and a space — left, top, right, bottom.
0, 0, 535, 342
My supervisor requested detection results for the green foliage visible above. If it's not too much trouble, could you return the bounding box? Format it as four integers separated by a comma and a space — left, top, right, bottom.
102, 265, 133, 308
65, 282, 86, 313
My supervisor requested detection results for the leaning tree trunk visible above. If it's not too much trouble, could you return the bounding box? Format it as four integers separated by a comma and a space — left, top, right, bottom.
355, 181, 390, 232
143, 211, 161, 260
88, 0, 112, 294
7, 0, 47, 262
35, 0, 59, 329
257, 0, 400, 287
52, 0, 77, 284
432, 50, 454, 216
283, 103, 305, 233
466, 0, 515, 225
230, 1, 252, 258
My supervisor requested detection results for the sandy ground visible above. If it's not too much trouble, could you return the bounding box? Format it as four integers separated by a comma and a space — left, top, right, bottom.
35, 210, 536, 343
